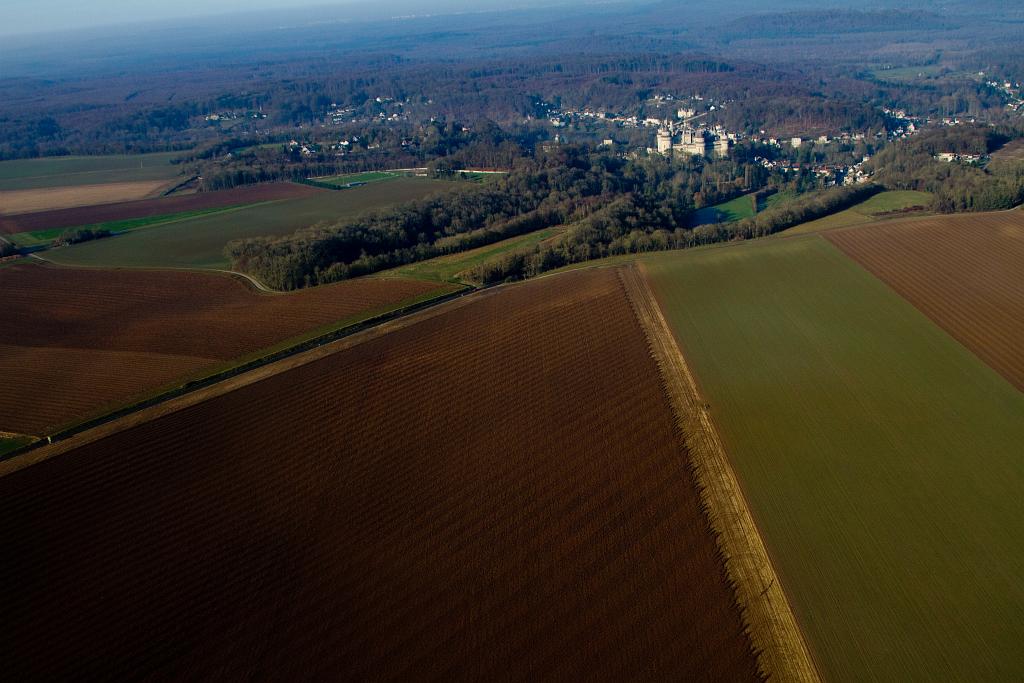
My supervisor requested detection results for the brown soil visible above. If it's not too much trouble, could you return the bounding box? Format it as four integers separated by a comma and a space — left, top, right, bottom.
0, 182, 323, 234
0, 181, 171, 216
623, 265, 820, 682
0, 262, 444, 433
0, 268, 760, 681
826, 210, 1024, 391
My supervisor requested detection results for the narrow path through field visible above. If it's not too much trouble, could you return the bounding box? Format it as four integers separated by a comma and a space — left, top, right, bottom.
619, 264, 821, 683
0, 281, 486, 478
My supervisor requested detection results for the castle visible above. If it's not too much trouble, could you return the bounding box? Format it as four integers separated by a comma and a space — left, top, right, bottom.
656, 124, 731, 158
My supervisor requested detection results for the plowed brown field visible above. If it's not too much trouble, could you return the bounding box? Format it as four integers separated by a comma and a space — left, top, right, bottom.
826, 210, 1024, 391
0, 268, 759, 681
0, 181, 173, 216
0, 262, 446, 433
0, 182, 322, 234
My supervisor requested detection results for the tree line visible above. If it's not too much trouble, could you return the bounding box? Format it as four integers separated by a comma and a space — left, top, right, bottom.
225, 147, 774, 289
469, 184, 882, 284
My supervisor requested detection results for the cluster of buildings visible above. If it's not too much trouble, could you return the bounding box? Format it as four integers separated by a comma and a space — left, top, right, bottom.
323, 98, 408, 127
655, 124, 732, 158
982, 74, 1023, 113
204, 110, 267, 123
935, 152, 983, 164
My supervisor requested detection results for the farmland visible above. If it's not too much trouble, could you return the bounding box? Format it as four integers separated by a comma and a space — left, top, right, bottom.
0, 262, 453, 435
0, 182, 320, 235
643, 236, 1024, 681
784, 189, 933, 234
8, 207, 242, 248
382, 227, 561, 283
0, 181, 176, 214
0, 152, 183, 191
0, 268, 759, 681
314, 171, 403, 187
827, 210, 1024, 391
41, 177, 451, 270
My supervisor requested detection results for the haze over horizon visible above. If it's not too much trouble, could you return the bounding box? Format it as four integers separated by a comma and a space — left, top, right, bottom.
0, 0, 601, 37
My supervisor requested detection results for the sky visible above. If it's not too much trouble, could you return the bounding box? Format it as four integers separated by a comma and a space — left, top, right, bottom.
0, 0, 563, 37
0, 0, 384, 36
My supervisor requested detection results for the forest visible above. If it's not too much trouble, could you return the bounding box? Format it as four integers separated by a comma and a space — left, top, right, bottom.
2, 0, 1024, 160
225, 144, 888, 288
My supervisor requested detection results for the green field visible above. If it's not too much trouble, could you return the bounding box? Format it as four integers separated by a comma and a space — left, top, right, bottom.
42, 178, 450, 270
0, 152, 183, 191
315, 171, 402, 187
785, 190, 933, 234
690, 190, 797, 227
8, 206, 246, 248
643, 236, 1024, 681
381, 227, 560, 283
0, 436, 34, 458
690, 193, 757, 226
870, 65, 947, 83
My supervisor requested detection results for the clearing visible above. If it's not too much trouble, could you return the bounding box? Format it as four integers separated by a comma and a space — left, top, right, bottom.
0, 268, 758, 681
690, 190, 796, 227
644, 235, 1024, 682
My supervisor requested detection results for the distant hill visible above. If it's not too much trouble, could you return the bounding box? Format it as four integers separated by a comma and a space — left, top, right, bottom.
722, 10, 958, 39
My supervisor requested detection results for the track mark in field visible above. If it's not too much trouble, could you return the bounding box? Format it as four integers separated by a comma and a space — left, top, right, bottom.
0, 268, 761, 680
620, 263, 821, 683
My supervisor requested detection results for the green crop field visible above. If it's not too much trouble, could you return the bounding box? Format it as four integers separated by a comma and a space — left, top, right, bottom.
785, 190, 933, 234
7, 206, 245, 248
642, 235, 1024, 682
381, 227, 561, 283
42, 178, 451, 270
0, 152, 183, 191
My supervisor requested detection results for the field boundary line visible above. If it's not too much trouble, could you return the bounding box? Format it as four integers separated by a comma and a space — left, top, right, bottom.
0, 283, 502, 479
619, 263, 821, 683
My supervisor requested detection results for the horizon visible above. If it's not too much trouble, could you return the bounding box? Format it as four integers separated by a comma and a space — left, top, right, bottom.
0, 0, 605, 38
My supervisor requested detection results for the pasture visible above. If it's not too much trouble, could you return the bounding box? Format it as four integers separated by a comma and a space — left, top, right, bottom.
0, 268, 757, 681
690, 192, 757, 226
0, 152, 183, 191
42, 177, 450, 270
690, 190, 796, 227
0, 262, 452, 434
827, 210, 1024, 391
785, 189, 932, 234
644, 235, 1024, 681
